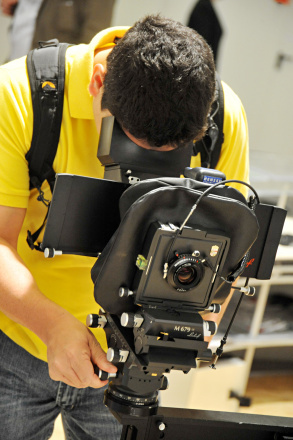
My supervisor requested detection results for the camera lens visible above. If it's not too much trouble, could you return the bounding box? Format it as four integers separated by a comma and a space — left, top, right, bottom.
167, 254, 204, 291
176, 266, 196, 284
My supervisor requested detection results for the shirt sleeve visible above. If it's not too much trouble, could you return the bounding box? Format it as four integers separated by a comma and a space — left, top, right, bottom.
0, 59, 33, 208
216, 81, 250, 198
190, 80, 250, 198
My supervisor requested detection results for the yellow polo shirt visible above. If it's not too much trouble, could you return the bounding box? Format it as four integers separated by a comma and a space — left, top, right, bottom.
191, 81, 249, 194
0, 27, 249, 362
0, 27, 128, 361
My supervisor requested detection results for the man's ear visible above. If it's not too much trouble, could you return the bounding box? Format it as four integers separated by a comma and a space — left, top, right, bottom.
89, 64, 106, 97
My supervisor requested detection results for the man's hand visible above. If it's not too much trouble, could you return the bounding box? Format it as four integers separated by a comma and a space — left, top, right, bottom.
0, 205, 115, 390
46, 314, 117, 388
1, 0, 18, 16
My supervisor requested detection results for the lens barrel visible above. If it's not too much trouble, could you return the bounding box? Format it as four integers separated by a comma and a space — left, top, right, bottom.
167, 254, 204, 290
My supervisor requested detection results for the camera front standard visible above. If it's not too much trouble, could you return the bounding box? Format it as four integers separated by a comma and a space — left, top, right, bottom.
132, 222, 230, 312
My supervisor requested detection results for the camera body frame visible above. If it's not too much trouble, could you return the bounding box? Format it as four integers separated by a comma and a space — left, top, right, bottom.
133, 222, 230, 312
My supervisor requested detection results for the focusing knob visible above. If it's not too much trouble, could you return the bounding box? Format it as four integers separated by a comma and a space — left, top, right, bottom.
107, 348, 129, 364
93, 366, 117, 380
86, 314, 107, 329
203, 320, 218, 337
205, 304, 221, 314
121, 313, 144, 328
44, 248, 62, 258
119, 287, 134, 298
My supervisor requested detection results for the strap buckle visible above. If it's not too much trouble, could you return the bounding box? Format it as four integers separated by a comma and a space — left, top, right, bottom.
38, 39, 59, 49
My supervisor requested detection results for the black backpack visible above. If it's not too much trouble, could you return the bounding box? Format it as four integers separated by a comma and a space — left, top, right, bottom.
25, 40, 69, 250
195, 71, 224, 169
25, 40, 224, 250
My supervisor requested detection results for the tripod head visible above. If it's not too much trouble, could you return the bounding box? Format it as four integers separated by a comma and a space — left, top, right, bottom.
89, 307, 216, 417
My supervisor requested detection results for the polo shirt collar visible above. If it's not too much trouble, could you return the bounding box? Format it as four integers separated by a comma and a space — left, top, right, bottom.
68, 26, 129, 119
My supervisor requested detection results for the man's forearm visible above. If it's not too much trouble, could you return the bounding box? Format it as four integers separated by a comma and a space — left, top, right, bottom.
0, 238, 68, 345
0, 237, 117, 388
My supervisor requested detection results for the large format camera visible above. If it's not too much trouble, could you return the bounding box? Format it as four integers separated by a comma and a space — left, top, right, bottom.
41, 117, 290, 439
88, 118, 284, 422
90, 177, 256, 418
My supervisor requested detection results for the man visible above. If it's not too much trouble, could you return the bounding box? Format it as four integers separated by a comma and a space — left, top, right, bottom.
0, 15, 249, 440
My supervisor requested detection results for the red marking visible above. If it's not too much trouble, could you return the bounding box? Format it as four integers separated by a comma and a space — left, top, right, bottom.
246, 258, 255, 268
274, 0, 290, 4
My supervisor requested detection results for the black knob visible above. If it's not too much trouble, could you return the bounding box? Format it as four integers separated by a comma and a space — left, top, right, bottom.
160, 376, 169, 391
107, 348, 120, 363
121, 313, 144, 328
207, 304, 221, 313
203, 320, 217, 336
86, 314, 107, 328
87, 314, 100, 328
121, 313, 134, 328
107, 348, 129, 363
119, 287, 134, 298
93, 366, 116, 380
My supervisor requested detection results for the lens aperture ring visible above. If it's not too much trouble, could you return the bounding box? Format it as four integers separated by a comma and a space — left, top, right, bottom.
167, 254, 204, 291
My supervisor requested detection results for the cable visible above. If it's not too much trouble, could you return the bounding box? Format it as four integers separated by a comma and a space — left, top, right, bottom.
193, 179, 260, 209
210, 99, 220, 119
198, 137, 211, 168
180, 179, 259, 233
210, 278, 250, 369
163, 179, 259, 279
204, 257, 256, 296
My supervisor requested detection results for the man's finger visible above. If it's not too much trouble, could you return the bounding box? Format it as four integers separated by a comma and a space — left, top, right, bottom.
89, 334, 118, 374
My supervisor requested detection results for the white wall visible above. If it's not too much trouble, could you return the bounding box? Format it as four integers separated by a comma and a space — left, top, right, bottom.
0, 13, 11, 64
111, 0, 195, 26
215, 0, 293, 160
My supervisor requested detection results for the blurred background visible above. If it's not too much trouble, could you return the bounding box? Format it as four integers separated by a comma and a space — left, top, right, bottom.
1, 0, 292, 436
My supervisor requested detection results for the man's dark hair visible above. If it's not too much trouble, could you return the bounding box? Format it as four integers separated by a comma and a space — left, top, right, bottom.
102, 14, 215, 148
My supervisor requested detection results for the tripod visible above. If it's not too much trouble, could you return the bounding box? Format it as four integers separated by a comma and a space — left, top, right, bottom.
96, 311, 293, 440
112, 405, 293, 440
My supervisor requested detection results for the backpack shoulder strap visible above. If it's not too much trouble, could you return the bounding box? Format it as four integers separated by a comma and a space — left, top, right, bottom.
193, 72, 224, 169
25, 39, 69, 193
25, 39, 69, 250
210, 72, 224, 169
